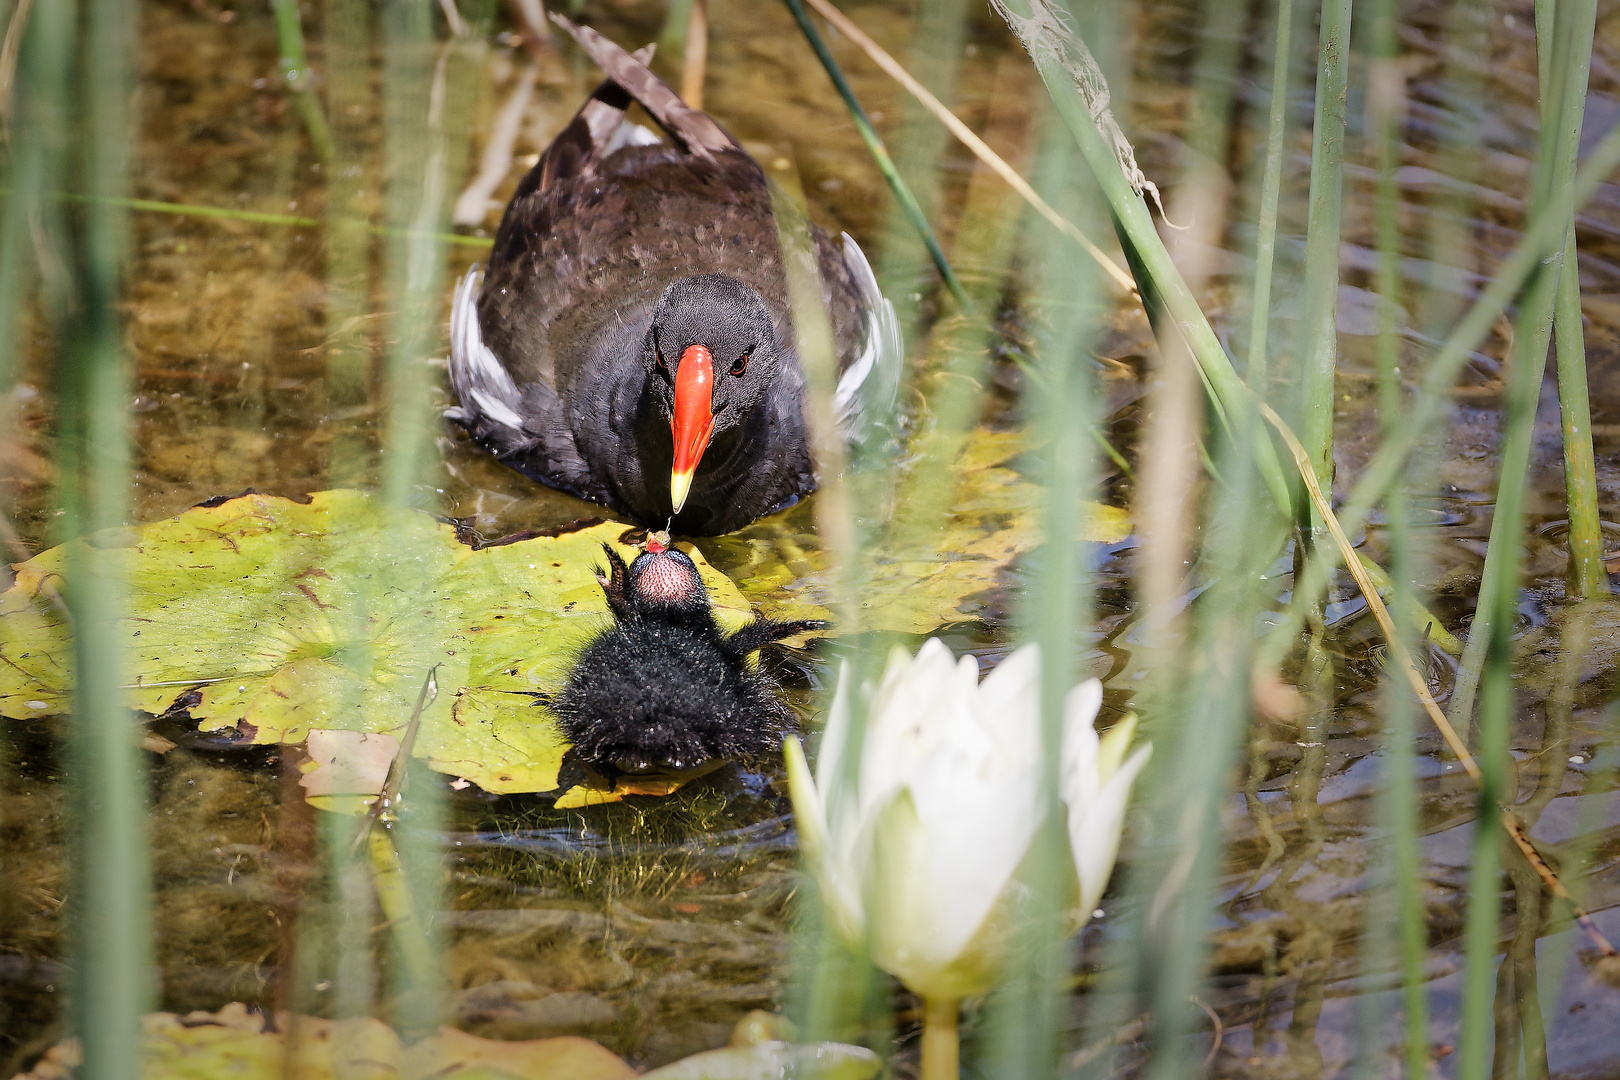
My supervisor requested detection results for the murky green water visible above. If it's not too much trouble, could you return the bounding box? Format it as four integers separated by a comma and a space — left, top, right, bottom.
3, 0, 1620, 1076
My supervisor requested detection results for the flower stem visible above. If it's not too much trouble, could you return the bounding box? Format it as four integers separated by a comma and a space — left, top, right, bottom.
920, 996, 962, 1080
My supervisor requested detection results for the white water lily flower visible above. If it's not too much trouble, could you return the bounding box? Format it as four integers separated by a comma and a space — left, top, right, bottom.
785, 639, 1150, 1003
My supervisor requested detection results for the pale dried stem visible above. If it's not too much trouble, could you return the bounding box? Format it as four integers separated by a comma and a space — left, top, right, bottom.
507, 0, 551, 54
799, 0, 1135, 296
437, 0, 466, 38
452, 62, 539, 226
681, 0, 707, 109
0, 0, 34, 135
1136, 175, 1228, 650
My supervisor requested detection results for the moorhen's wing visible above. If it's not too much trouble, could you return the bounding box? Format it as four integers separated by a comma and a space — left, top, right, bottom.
827, 232, 903, 443
445, 46, 663, 502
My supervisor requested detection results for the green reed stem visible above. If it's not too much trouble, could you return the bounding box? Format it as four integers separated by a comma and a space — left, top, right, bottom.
1255, 109, 1620, 676
983, 116, 1102, 1080
658, 0, 695, 61
366, 827, 436, 990
1245, 0, 1294, 394
1296, 0, 1352, 503
1532, 1, 1606, 600
1417, 0, 1489, 337
781, 0, 968, 310
1142, 445, 1285, 1080
271, 0, 336, 164
35, 189, 493, 246
871, 0, 965, 343
1363, 3, 1430, 1072
43, 0, 151, 1074
993, 0, 1294, 519
1449, 0, 1597, 736
1458, 5, 1597, 1072
1554, 226, 1606, 598
771, 166, 881, 1046
374, 0, 487, 1033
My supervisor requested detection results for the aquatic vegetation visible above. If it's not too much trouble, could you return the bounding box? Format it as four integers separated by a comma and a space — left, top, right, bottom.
0, 490, 760, 795
4, 0, 1620, 1075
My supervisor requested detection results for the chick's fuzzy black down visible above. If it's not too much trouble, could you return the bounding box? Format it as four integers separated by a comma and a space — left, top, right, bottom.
551, 545, 823, 772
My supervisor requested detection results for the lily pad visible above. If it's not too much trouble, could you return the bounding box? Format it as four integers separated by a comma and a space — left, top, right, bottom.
14, 1004, 637, 1080
0, 490, 754, 796
698, 428, 1130, 635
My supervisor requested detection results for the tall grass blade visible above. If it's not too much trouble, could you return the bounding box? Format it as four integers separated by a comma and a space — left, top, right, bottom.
1457, 3, 1598, 1071
41, 0, 152, 1074
1537, 0, 1607, 600
1448, 0, 1597, 737
983, 108, 1104, 1080
374, 0, 486, 1035
272, 0, 337, 164
1255, 107, 1620, 673
1358, 2, 1431, 1072
991, 0, 1295, 518
1243, 0, 1294, 395
770, 161, 878, 1049
1553, 229, 1606, 598
781, 0, 968, 309
1295, 0, 1352, 498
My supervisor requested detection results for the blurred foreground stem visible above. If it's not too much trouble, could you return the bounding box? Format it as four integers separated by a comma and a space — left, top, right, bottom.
992, 0, 1293, 518
38, 0, 153, 1073
782, 0, 968, 309
1449, 0, 1597, 733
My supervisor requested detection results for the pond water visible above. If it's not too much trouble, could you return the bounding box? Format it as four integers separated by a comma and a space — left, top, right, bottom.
2, 0, 1620, 1076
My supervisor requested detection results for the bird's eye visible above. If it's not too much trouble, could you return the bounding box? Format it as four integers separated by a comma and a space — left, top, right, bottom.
730, 352, 750, 377
655, 348, 667, 371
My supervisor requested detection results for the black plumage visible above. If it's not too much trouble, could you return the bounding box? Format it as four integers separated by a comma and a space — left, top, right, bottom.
552, 543, 823, 772
446, 17, 901, 536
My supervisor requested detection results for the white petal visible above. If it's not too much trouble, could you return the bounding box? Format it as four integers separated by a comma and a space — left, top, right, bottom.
786, 735, 865, 942
977, 644, 1042, 764
865, 788, 1014, 999
1069, 743, 1151, 914
814, 662, 855, 795
1059, 679, 1105, 808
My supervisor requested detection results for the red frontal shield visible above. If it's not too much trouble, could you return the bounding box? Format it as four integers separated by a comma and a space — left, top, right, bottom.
669, 344, 715, 513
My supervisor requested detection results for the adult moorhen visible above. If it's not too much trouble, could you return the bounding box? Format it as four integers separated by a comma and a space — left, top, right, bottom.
447, 17, 902, 536
552, 537, 824, 772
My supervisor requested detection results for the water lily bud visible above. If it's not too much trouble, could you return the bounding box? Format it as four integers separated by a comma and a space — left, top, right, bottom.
785, 639, 1150, 1005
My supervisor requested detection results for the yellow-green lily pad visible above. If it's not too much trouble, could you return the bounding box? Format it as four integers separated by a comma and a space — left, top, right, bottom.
698, 427, 1130, 635
0, 490, 752, 796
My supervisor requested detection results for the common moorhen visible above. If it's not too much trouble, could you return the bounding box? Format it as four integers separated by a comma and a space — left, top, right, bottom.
447, 17, 902, 536
552, 538, 824, 772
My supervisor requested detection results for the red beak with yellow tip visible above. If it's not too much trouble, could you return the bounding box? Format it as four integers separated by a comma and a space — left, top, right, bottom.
669, 344, 715, 514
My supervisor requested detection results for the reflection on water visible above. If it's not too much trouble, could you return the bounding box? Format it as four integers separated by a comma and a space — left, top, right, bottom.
2, 0, 1620, 1076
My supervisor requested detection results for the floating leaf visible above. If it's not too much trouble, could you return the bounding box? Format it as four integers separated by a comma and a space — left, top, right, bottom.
699, 427, 1130, 635
0, 491, 754, 796
14, 1006, 881, 1080
14, 1005, 636, 1080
